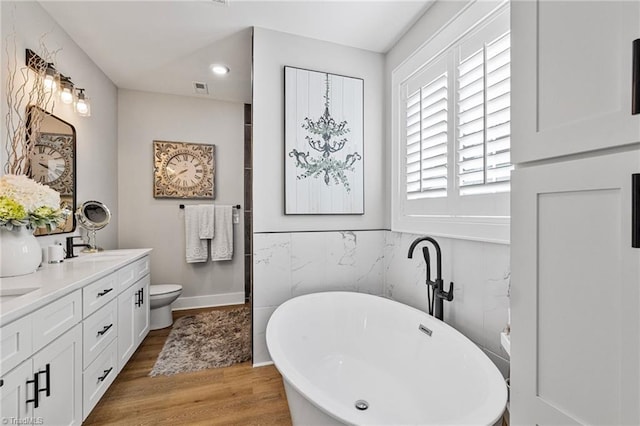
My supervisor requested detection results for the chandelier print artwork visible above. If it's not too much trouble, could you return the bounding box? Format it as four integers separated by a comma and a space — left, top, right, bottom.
284, 67, 364, 215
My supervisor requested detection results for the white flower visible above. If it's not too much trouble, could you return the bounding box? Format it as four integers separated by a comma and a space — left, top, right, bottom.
0, 174, 60, 212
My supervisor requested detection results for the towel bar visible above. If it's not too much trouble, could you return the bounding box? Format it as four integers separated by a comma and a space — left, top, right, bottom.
179, 204, 241, 210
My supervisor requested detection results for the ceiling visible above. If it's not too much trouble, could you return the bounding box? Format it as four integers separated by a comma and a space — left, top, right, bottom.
40, 0, 433, 104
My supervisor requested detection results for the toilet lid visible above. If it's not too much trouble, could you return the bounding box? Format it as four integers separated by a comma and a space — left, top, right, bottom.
150, 284, 182, 296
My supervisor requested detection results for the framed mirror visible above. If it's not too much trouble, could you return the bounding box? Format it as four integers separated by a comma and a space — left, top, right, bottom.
26, 106, 76, 235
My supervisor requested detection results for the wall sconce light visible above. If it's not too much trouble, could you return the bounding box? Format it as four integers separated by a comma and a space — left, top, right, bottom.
26, 48, 91, 117
43, 65, 59, 93
59, 77, 74, 104
74, 89, 91, 117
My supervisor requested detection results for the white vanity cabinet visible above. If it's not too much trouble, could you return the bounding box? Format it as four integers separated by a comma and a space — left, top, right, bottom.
81, 254, 151, 420
0, 249, 151, 425
1, 325, 83, 425
1, 291, 83, 426
117, 274, 150, 371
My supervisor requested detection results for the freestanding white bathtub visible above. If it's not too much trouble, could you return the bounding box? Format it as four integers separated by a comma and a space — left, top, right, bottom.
266, 291, 507, 426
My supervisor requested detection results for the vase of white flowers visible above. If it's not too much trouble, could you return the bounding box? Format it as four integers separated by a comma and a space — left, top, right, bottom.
0, 174, 69, 277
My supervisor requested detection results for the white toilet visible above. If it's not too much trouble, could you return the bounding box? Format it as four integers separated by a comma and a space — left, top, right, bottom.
149, 284, 182, 330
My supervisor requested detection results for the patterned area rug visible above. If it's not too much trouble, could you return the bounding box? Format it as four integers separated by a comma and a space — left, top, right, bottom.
149, 306, 251, 377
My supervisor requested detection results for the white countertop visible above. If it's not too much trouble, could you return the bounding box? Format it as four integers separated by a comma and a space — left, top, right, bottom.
0, 248, 152, 327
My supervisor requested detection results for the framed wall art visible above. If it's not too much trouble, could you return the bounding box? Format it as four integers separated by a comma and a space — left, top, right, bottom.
284, 66, 364, 214
153, 140, 215, 199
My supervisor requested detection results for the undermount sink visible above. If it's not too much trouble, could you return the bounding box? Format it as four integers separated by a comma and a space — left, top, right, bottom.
0, 285, 40, 304
70, 252, 128, 263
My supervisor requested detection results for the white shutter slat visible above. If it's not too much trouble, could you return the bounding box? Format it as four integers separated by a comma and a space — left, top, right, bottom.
459, 91, 483, 113
458, 144, 484, 161
458, 131, 484, 149
422, 131, 448, 149
459, 103, 484, 125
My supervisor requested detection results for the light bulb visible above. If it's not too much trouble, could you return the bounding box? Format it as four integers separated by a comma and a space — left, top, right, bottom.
76, 99, 88, 114
74, 89, 91, 117
60, 87, 73, 104
43, 70, 58, 92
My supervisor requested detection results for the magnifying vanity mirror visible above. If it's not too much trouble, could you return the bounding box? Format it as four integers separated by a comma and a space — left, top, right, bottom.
27, 106, 76, 236
76, 200, 111, 252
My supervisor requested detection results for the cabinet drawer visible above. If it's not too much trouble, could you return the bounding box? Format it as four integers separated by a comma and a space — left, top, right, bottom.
83, 338, 118, 421
83, 299, 117, 369
118, 256, 149, 291
133, 256, 150, 283
117, 263, 136, 291
32, 290, 81, 352
83, 273, 118, 318
0, 315, 32, 375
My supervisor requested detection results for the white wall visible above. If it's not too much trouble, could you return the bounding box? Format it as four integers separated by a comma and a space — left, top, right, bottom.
117, 89, 245, 307
252, 27, 387, 233
1, 1, 119, 250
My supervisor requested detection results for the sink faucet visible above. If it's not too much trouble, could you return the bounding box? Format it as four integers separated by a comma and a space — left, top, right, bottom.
407, 236, 454, 321
65, 236, 90, 259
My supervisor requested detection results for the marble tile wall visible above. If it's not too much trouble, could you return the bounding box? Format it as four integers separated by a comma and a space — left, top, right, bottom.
253, 230, 510, 376
384, 231, 511, 376
252, 230, 385, 365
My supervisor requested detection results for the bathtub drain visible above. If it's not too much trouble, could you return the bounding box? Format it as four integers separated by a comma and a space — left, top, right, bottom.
355, 400, 369, 411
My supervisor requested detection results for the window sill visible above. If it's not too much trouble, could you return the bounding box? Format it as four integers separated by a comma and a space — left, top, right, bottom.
392, 214, 510, 244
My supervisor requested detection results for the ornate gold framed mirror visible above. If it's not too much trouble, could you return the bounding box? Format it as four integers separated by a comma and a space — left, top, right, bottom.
26, 106, 76, 235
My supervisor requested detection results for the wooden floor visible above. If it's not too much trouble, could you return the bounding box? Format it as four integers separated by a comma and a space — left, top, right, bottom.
85, 306, 292, 426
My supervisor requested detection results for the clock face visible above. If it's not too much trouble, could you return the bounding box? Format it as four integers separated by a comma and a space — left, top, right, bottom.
165, 153, 205, 189
153, 141, 215, 199
31, 144, 68, 184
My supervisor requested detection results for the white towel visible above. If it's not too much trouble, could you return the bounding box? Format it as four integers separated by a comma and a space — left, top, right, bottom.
184, 206, 208, 263
197, 205, 215, 239
211, 205, 233, 261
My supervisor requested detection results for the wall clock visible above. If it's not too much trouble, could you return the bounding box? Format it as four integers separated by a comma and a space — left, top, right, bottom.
153, 140, 215, 199
30, 133, 74, 195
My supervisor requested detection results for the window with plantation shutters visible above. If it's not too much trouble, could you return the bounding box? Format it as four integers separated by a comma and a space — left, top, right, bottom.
457, 31, 511, 196
406, 72, 448, 200
392, 2, 510, 242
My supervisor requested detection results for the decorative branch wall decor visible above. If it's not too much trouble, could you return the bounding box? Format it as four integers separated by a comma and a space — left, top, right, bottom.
4, 32, 59, 175
285, 67, 364, 214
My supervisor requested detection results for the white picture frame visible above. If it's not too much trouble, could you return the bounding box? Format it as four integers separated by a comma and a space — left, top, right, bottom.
284, 66, 364, 215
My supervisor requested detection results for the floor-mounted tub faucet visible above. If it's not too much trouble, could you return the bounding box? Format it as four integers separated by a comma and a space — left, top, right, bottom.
407, 236, 454, 321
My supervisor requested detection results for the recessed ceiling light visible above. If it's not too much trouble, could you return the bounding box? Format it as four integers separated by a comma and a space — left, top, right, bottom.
211, 64, 230, 75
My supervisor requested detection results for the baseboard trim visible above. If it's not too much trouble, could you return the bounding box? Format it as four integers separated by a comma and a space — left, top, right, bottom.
252, 361, 274, 368
172, 292, 245, 310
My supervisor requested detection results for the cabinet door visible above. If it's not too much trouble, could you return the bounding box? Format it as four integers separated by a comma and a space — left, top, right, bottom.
0, 361, 33, 421
511, 150, 640, 424
32, 324, 82, 425
116, 283, 136, 371
512, 1, 640, 163
134, 275, 150, 346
